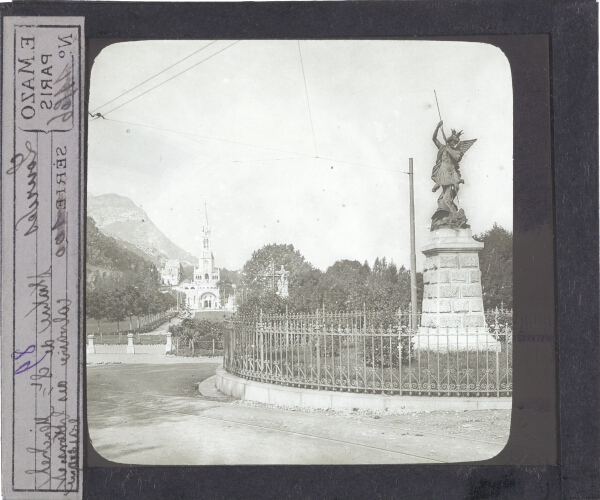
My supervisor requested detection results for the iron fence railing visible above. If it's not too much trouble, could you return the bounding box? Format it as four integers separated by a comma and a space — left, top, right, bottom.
194, 340, 224, 352
223, 310, 512, 397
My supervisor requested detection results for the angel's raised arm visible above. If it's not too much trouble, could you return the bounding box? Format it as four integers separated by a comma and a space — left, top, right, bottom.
432, 121, 444, 149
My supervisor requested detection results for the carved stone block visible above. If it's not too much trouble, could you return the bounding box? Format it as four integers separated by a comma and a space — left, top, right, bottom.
440, 254, 459, 268
451, 269, 468, 282
438, 299, 451, 313
424, 256, 438, 271
464, 314, 485, 328
452, 299, 470, 313
428, 271, 438, 284
461, 284, 482, 298
470, 299, 484, 312
470, 270, 481, 283
425, 285, 437, 299
439, 315, 462, 328
423, 271, 431, 285
439, 285, 459, 298
421, 315, 437, 328
459, 253, 479, 268
438, 271, 450, 283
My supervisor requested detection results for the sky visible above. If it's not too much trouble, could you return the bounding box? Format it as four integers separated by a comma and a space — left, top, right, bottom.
88, 40, 513, 272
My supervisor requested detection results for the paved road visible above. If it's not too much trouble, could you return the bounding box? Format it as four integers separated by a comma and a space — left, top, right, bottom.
87, 362, 509, 466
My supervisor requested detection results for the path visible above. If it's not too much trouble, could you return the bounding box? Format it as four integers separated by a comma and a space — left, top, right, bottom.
139, 315, 182, 335
87, 360, 510, 465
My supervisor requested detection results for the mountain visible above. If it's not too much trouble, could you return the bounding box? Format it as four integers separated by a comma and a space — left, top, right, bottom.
88, 193, 198, 266
86, 216, 159, 287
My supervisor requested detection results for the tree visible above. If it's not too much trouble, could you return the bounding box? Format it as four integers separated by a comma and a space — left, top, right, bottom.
181, 264, 195, 282
218, 268, 241, 304
321, 260, 369, 311
236, 242, 422, 318
122, 284, 139, 331
236, 289, 287, 316
474, 223, 513, 309
134, 284, 150, 328
288, 267, 324, 312
241, 244, 314, 293
86, 287, 108, 333
104, 282, 127, 332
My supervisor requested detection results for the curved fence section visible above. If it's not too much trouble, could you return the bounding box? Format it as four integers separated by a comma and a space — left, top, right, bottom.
223, 310, 512, 397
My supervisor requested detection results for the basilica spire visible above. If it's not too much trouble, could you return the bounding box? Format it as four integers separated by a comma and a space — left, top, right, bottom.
202, 203, 211, 251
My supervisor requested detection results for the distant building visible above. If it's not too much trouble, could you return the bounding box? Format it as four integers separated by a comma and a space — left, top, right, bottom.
161, 259, 182, 286
225, 292, 236, 312
174, 208, 221, 312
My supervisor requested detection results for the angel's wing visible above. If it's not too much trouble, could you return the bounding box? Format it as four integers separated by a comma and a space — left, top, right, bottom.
457, 138, 477, 154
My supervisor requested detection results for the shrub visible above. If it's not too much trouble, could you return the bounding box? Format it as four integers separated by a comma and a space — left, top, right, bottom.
484, 310, 512, 342
362, 326, 413, 368
169, 318, 224, 340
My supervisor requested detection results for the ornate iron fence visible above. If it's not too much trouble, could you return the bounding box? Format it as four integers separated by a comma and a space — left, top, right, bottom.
223, 310, 512, 397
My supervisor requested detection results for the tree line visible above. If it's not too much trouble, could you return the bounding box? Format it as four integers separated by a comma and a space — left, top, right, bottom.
86, 216, 176, 332
87, 278, 176, 333
227, 224, 512, 316
230, 243, 423, 317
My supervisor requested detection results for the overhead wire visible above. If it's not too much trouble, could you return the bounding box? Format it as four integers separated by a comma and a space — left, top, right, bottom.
94, 117, 404, 174
99, 40, 241, 117
88, 40, 404, 175
98, 117, 316, 159
297, 41, 318, 157
90, 41, 219, 114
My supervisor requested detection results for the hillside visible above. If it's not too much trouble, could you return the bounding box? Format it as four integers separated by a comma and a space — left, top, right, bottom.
88, 193, 198, 265
86, 216, 159, 287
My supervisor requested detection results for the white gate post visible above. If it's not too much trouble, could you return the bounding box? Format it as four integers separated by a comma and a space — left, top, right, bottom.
86, 334, 96, 355
165, 332, 172, 354
127, 333, 135, 354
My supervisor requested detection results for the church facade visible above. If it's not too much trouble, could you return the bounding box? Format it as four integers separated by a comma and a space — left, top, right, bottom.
174, 214, 221, 312
161, 259, 183, 286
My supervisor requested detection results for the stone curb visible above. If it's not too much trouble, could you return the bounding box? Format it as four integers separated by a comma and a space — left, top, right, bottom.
196, 375, 228, 398
215, 367, 512, 412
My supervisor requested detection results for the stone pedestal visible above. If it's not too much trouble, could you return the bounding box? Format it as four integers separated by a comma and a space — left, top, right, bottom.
86, 334, 96, 355
416, 227, 499, 352
126, 333, 135, 354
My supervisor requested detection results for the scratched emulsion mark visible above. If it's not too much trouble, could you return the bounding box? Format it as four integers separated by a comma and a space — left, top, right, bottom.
2, 17, 84, 500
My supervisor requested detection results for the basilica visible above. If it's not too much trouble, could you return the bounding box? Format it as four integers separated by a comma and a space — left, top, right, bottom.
170, 212, 223, 313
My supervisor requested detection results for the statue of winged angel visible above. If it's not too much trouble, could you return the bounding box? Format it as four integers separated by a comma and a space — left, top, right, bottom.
431, 120, 477, 214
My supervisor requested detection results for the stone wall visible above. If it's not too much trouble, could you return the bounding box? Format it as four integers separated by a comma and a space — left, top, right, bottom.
420, 251, 485, 330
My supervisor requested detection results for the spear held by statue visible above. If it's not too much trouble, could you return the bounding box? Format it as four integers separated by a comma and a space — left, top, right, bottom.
434, 89, 447, 143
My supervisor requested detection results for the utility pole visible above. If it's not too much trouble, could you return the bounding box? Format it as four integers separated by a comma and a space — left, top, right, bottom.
409, 158, 418, 330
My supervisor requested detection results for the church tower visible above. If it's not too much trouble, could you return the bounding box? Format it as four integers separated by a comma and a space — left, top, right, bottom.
174, 204, 221, 313
194, 205, 219, 283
